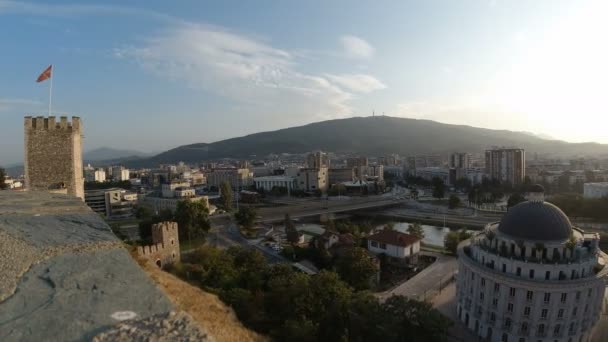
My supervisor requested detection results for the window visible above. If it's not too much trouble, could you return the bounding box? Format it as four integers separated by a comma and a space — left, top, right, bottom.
526, 291, 533, 301
558, 309, 564, 319
584, 304, 588, 313
523, 306, 531, 316
544, 293, 551, 303
554, 324, 561, 335
494, 283, 500, 293
379, 243, 387, 249
505, 318, 512, 328
502, 333, 509, 342
516, 267, 521, 276
561, 293, 567, 303
569, 323, 575, 333
541, 309, 548, 319
481, 278, 486, 287
538, 324, 545, 335
521, 322, 528, 333
529, 269, 535, 278
480, 292, 484, 300
472, 273, 475, 280
588, 288, 592, 297
371, 241, 378, 247
576, 291, 581, 300
510, 287, 516, 297
491, 312, 496, 322
572, 307, 577, 317
492, 298, 499, 308
507, 303, 514, 313
545, 271, 551, 280
502, 263, 506, 273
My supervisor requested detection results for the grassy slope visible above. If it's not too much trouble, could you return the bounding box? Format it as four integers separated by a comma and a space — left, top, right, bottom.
133, 252, 266, 342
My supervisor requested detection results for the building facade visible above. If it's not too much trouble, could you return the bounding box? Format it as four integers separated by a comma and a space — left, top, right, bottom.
367, 229, 421, 263
307, 151, 330, 169
254, 175, 297, 192
84, 188, 138, 218
456, 186, 607, 342
296, 167, 328, 192
328, 168, 355, 185
24, 116, 84, 199
450, 152, 471, 169
583, 182, 608, 199
206, 168, 252, 189
485, 148, 526, 185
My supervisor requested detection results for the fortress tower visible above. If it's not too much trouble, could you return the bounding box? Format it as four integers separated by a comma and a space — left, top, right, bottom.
24, 116, 84, 200
138, 221, 181, 268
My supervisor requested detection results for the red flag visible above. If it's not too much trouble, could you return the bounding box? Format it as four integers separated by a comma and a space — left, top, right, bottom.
36, 65, 52, 83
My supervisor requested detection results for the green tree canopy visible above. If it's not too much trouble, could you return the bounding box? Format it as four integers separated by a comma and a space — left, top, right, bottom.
444, 229, 472, 255
234, 206, 257, 230
407, 222, 425, 239
285, 214, 301, 244
431, 177, 445, 199
507, 193, 526, 208
219, 180, 233, 210
448, 194, 461, 209
0, 168, 7, 190
335, 247, 379, 290
175, 199, 210, 243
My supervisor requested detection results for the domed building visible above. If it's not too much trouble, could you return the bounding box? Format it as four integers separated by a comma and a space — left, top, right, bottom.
456, 186, 607, 342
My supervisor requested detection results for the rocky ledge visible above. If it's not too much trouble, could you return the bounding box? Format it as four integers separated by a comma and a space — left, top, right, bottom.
0, 191, 209, 341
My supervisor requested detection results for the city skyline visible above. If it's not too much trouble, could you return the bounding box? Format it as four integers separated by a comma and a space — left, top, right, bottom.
1, 0, 607, 164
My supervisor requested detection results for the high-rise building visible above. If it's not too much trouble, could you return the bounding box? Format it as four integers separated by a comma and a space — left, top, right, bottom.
307, 151, 330, 169
450, 152, 470, 169
485, 148, 525, 185
347, 156, 368, 168
456, 185, 606, 342
24, 116, 84, 199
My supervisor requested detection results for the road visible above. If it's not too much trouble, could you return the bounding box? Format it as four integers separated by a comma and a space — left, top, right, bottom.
256, 196, 404, 222
377, 251, 458, 302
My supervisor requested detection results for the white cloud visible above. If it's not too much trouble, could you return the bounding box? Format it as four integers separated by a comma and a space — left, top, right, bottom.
324, 74, 386, 93
0, 98, 43, 113
340, 35, 375, 59
117, 24, 384, 119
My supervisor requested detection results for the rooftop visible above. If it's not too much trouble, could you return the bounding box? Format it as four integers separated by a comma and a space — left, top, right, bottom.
367, 229, 421, 247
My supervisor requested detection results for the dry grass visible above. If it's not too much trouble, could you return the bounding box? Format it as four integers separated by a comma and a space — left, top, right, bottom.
131, 250, 266, 342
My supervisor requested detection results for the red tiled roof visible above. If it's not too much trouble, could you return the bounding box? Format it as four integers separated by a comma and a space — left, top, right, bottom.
367, 230, 421, 247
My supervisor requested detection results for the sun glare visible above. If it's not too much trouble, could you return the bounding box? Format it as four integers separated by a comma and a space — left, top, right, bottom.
491, 0, 608, 142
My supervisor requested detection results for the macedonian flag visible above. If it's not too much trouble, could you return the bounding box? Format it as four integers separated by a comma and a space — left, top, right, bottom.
36, 65, 52, 83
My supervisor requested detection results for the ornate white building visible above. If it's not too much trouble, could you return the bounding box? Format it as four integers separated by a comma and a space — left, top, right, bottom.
456, 185, 608, 342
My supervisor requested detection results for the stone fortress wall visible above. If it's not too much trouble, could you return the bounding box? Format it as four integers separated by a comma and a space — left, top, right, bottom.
137, 221, 180, 268
24, 116, 84, 199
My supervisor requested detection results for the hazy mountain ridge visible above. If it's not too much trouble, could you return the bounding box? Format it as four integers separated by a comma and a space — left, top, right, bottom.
127, 116, 608, 167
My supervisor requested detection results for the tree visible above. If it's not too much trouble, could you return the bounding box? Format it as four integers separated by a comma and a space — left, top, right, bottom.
335, 247, 379, 290
431, 177, 445, 199
448, 194, 461, 209
444, 229, 472, 255
234, 206, 257, 230
284, 214, 301, 244
174, 199, 210, 244
219, 180, 233, 210
507, 193, 526, 208
407, 222, 425, 239
0, 168, 7, 190
380, 295, 452, 342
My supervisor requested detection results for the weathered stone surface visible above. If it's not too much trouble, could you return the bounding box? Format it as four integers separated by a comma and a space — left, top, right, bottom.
0, 191, 209, 342
93, 311, 214, 342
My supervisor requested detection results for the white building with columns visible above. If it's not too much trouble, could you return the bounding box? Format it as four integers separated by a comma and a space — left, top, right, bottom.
456, 185, 608, 342
253, 175, 297, 192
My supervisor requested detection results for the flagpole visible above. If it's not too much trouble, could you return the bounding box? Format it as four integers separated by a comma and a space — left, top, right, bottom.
48, 65, 53, 116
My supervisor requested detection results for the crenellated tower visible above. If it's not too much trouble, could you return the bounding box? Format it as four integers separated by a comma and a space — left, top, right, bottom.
24, 116, 84, 199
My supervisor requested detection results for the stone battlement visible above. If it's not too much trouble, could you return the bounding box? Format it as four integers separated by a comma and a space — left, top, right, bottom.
138, 221, 180, 268
24, 116, 81, 132
137, 242, 166, 257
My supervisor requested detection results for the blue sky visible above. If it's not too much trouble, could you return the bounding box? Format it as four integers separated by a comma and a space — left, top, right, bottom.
1, 0, 606, 164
